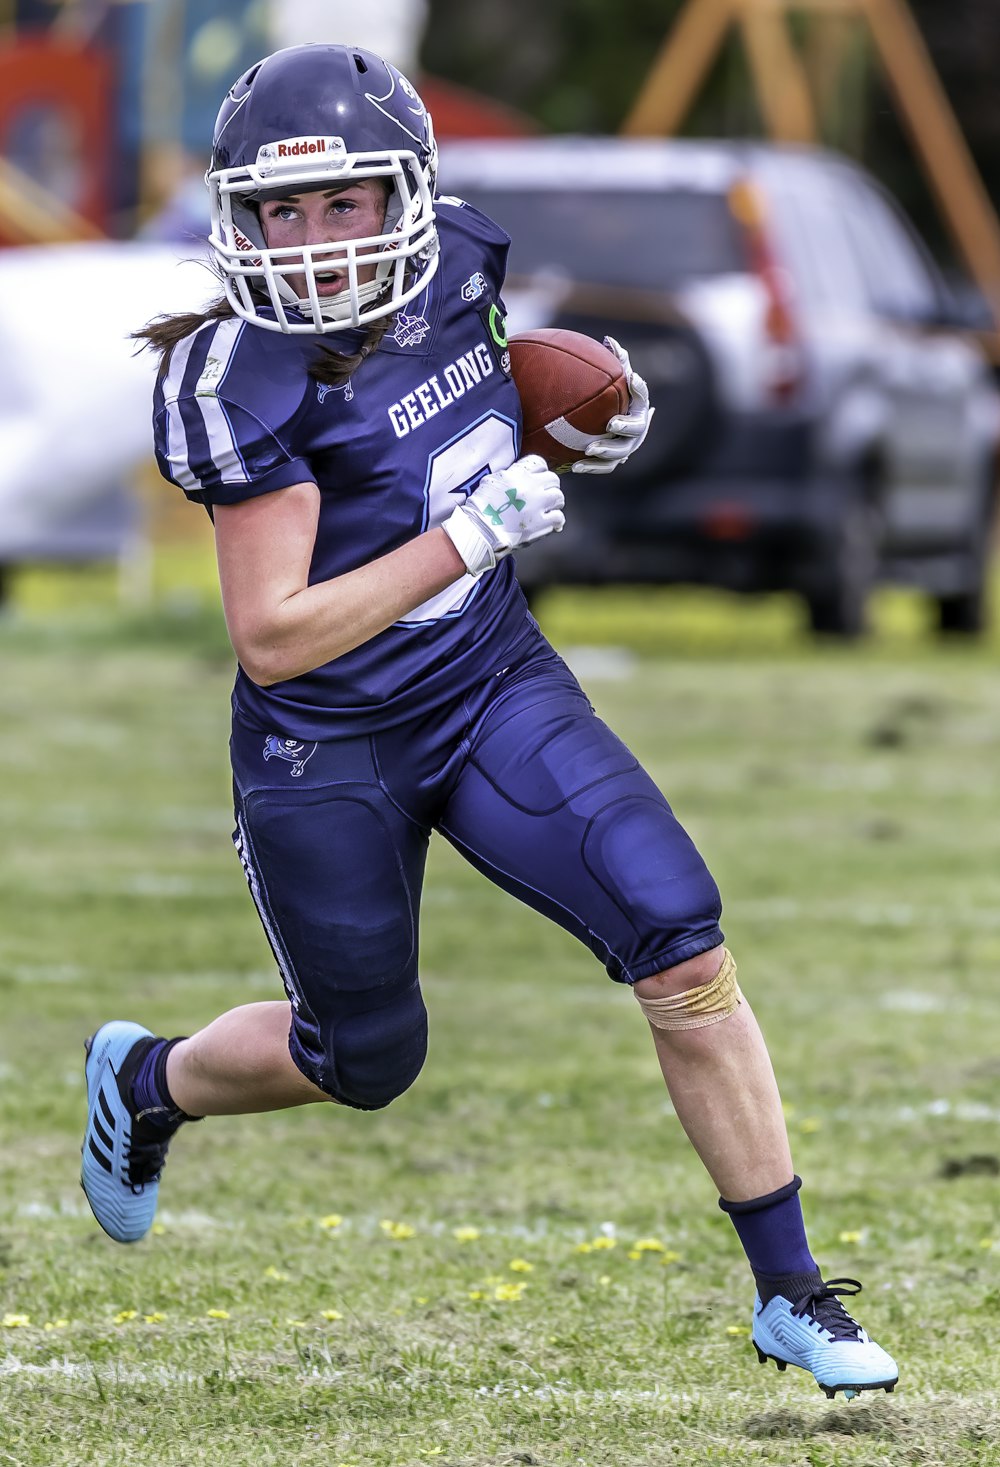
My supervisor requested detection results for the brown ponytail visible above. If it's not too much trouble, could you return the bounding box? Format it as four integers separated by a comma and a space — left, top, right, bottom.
132, 296, 393, 386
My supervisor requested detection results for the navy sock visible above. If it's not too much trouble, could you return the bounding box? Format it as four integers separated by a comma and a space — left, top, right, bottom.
719, 1176, 820, 1302
129, 1037, 192, 1131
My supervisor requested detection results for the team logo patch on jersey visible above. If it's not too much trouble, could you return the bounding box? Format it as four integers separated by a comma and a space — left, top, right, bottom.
317, 379, 354, 404
262, 736, 317, 777
392, 313, 430, 348
477, 298, 511, 376
462, 272, 487, 302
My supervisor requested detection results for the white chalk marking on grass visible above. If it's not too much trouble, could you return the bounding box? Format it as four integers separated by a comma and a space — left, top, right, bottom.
0, 1358, 711, 1406
14, 1202, 220, 1230
879, 990, 949, 1014
729, 896, 1000, 931
9, 963, 87, 985
0, 1358, 197, 1385
561, 646, 637, 681
896, 1099, 1000, 1123
144, 969, 281, 992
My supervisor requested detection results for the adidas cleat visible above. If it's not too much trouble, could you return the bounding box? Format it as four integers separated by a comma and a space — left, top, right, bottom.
752, 1277, 898, 1400
81, 1021, 173, 1244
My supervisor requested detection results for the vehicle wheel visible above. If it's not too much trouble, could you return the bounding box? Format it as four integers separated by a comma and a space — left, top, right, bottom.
804, 494, 879, 639
933, 486, 996, 637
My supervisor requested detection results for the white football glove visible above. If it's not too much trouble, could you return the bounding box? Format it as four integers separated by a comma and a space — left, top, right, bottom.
572, 335, 655, 475
443, 454, 565, 578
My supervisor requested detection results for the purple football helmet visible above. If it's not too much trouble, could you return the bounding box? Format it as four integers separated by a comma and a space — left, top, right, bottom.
207, 44, 439, 334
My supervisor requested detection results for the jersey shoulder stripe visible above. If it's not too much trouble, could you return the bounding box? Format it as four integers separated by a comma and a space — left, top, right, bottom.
160, 318, 249, 493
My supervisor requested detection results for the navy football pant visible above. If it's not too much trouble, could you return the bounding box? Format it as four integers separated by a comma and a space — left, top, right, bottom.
230, 634, 723, 1109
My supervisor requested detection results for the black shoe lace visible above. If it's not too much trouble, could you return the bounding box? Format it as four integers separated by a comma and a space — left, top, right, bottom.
790, 1277, 865, 1341
125, 1110, 177, 1191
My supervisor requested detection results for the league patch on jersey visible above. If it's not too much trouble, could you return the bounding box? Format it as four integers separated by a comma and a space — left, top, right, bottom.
262, 736, 317, 777
317, 379, 355, 404
461, 272, 488, 302
477, 296, 511, 376
392, 313, 431, 348
196, 354, 226, 395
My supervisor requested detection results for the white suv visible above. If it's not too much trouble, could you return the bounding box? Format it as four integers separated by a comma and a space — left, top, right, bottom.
440, 137, 1000, 636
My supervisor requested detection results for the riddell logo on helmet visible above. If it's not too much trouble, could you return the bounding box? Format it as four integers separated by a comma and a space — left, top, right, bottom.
255, 136, 346, 170
278, 138, 331, 157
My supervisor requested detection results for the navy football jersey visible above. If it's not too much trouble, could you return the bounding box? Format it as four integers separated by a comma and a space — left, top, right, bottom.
153, 201, 533, 739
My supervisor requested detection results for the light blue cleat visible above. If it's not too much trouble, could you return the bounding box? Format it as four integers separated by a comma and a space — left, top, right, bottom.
752, 1277, 898, 1400
81, 1021, 171, 1244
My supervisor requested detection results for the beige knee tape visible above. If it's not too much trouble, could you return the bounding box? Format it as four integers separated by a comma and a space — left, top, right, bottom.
635, 948, 743, 1031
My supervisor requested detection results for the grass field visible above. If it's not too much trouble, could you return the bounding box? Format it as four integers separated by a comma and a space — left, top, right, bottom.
1, 558, 999, 1466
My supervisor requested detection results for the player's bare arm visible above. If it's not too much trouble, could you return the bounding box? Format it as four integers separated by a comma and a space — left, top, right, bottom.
214, 480, 466, 684
215, 456, 564, 684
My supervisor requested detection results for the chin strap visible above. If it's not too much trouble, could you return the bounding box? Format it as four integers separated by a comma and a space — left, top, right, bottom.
294, 274, 388, 324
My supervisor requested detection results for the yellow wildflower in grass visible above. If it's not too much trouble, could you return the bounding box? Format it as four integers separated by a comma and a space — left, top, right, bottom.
631, 1237, 667, 1253
452, 1226, 480, 1243
206, 1309, 230, 1320
838, 1230, 863, 1245
627, 1250, 642, 1261
287, 1319, 309, 1328
321, 1309, 343, 1321
44, 1320, 69, 1331
799, 1117, 822, 1134
508, 1259, 533, 1273
493, 1282, 525, 1302
143, 1313, 167, 1324
467, 1289, 486, 1301
659, 1251, 682, 1266
151, 1223, 166, 1236
379, 1219, 416, 1240
263, 1265, 290, 1281
726, 1325, 750, 1336
415, 1296, 429, 1304
574, 1241, 594, 1254
598, 1275, 611, 1287
319, 1214, 343, 1230
2, 1314, 30, 1328
979, 1238, 997, 1250
591, 1236, 616, 1250
113, 1310, 138, 1324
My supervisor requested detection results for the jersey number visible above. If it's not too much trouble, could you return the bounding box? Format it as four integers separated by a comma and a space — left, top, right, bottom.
399, 412, 517, 625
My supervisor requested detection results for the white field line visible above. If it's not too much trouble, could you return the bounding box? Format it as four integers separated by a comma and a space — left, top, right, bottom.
0, 1356, 715, 1404
727, 896, 1000, 930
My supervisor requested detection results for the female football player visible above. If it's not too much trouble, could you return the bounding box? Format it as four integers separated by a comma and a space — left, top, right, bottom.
81, 42, 896, 1399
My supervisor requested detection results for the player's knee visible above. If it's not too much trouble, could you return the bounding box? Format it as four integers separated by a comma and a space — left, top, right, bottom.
293, 983, 429, 1110
633, 946, 743, 1031
635, 944, 726, 999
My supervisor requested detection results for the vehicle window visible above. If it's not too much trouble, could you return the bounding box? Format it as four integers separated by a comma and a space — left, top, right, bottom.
445, 187, 745, 289
773, 187, 870, 311
838, 179, 940, 318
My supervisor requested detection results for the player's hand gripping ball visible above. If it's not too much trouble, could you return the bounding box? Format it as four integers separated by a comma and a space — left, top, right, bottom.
508, 329, 655, 474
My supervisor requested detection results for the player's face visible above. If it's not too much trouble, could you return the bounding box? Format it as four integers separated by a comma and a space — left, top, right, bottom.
258, 179, 389, 301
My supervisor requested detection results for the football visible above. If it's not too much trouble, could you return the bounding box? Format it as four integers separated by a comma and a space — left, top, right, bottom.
508, 328, 630, 472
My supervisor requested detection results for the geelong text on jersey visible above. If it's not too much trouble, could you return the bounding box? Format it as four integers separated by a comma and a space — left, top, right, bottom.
387, 342, 495, 439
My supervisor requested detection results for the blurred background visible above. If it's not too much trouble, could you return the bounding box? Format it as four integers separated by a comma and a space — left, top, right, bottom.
2, 0, 1000, 641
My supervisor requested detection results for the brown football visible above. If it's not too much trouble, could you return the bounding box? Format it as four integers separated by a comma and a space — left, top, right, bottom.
508, 328, 630, 473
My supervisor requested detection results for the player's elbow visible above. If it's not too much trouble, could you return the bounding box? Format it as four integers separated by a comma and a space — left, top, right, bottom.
229, 622, 299, 687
